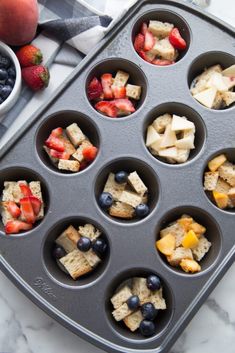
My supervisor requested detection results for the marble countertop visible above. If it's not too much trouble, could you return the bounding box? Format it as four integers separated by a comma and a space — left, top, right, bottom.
0, 1, 235, 353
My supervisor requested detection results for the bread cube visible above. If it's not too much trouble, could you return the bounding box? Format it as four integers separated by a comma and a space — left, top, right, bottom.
149, 38, 175, 61
29, 181, 44, 220
66, 123, 85, 147
190, 222, 206, 236
112, 70, 129, 87
83, 249, 101, 268
218, 162, 235, 187
56, 227, 78, 253
123, 310, 143, 332
167, 247, 193, 267
192, 236, 211, 261
58, 134, 76, 155
119, 190, 142, 208
103, 173, 126, 201
152, 114, 172, 133
43, 146, 59, 164
111, 285, 133, 309
215, 177, 231, 194
1, 202, 14, 225
63, 225, 80, 245
160, 222, 185, 247
150, 288, 167, 310
72, 140, 92, 163
204, 171, 219, 191
174, 148, 190, 164
78, 224, 101, 241
228, 187, 235, 206
128, 171, 147, 196
126, 84, 141, 100
177, 216, 193, 232
132, 277, 151, 304
59, 249, 92, 280
112, 303, 132, 321
208, 154, 227, 172
180, 259, 201, 273
109, 201, 135, 219
148, 20, 173, 38
222, 91, 235, 106
58, 159, 80, 172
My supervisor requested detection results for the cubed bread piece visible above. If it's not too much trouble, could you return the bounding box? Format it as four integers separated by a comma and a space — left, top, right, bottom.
72, 140, 92, 162
29, 181, 44, 220
103, 173, 126, 201
132, 277, 151, 304
63, 225, 80, 245
58, 134, 76, 155
59, 249, 92, 280
119, 190, 142, 208
58, 159, 80, 172
228, 187, 235, 206
124, 310, 143, 332
191, 65, 223, 96
109, 201, 135, 219
218, 162, 235, 187
167, 247, 193, 267
212, 92, 223, 109
2, 182, 18, 202
215, 177, 231, 194
149, 38, 175, 61
190, 222, 206, 236
111, 285, 133, 309
78, 224, 101, 241
83, 249, 101, 268
222, 91, 235, 106
177, 216, 193, 232
0, 202, 14, 225
112, 70, 129, 87
148, 20, 173, 38
128, 172, 147, 196
150, 288, 167, 310
126, 84, 141, 100
112, 303, 132, 322
204, 171, 219, 191
180, 259, 201, 273
56, 227, 78, 253
208, 154, 227, 172
160, 222, 185, 247
152, 114, 172, 133
192, 236, 211, 261
43, 146, 59, 164
174, 148, 190, 164
66, 123, 86, 147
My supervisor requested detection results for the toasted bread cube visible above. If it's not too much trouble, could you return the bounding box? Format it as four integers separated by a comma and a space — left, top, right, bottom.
29, 181, 44, 220
63, 225, 80, 245
124, 310, 143, 332
146, 125, 161, 147
58, 133, 76, 155
150, 288, 167, 310
109, 201, 134, 219
126, 84, 141, 100
167, 247, 193, 267
128, 171, 147, 196
78, 224, 101, 241
190, 222, 206, 236
156, 233, 176, 256
174, 148, 190, 164
132, 277, 151, 304
119, 190, 142, 208
58, 159, 80, 172
103, 173, 126, 201
152, 114, 172, 133
204, 171, 219, 191
218, 162, 235, 187
180, 259, 201, 273
72, 140, 92, 162
43, 146, 59, 164
215, 177, 231, 194
212, 190, 229, 209
208, 154, 227, 172
0, 202, 14, 225
148, 20, 173, 38
192, 236, 211, 261
111, 285, 133, 309
66, 123, 86, 147
59, 249, 92, 280
112, 303, 132, 321
181, 230, 199, 249
2, 182, 17, 202
228, 187, 235, 206
222, 91, 235, 106
56, 227, 78, 253
83, 249, 101, 268
149, 38, 175, 61
160, 222, 185, 247
177, 216, 193, 232
212, 92, 224, 109
112, 70, 129, 87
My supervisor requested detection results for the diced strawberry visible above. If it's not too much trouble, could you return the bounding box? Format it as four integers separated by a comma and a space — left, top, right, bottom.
169, 27, 187, 50
140, 22, 148, 35
112, 99, 136, 115
20, 197, 36, 224
101, 73, 113, 99
45, 135, 65, 152
50, 149, 70, 160
152, 59, 175, 66
112, 86, 126, 99
79, 160, 89, 171
134, 33, 144, 53
29, 196, 42, 216
51, 127, 63, 137
5, 220, 33, 234
82, 146, 98, 162
6, 201, 21, 218
87, 77, 103, 100
144, 30, 155, 51
95, 101, 118, 118
138, 50, 153, 63
19, 183, 32, 197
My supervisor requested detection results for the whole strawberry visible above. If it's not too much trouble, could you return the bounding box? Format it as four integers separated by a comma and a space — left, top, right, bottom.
16, 45, 43, 68
22, 65, 50, 91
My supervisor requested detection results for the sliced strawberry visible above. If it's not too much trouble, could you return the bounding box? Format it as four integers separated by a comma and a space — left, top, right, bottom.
134, 33, 144, 53
112, 86, 126, 99
140, 22, 148, 35
45, 135, 65, 152
51, 127, 63, 137
169, 27, 187, 50
152, 59, 175, 66
112, 99, 136, 115
95, 101, 118, 118
82, 146, 98, 162
139, 50, 154, 63
87, 77, 103, 100
29, 196, 42, 216
20, 197, 36, 224
5, 220, 33, 234
101, 73, 113, 99
19, 183, 32, 197
6, 201, 21, 218
144, 30, 155, 51
50, 149, 70, 160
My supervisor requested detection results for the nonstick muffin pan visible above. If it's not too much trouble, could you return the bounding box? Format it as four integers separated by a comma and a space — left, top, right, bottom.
0, 0, 235, 352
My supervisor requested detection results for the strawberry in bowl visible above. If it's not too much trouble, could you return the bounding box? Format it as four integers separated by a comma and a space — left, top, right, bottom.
87, 70, 142, 118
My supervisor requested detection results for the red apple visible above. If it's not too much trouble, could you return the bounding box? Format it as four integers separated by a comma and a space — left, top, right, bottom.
0, 0, 38, 46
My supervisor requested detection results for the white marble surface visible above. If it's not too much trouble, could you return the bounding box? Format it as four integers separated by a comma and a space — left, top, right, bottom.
0, 1, 235, 353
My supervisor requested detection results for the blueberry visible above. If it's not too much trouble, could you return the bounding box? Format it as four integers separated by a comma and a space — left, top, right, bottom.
77, 236, 92, 252
127, 295, 140, 310
8, 66, 16, 78
141, 302, 157, 321
99, 192, 113, 210
0, 55, 11, 69
53, 245, 66, 259
135, 203, 149, 218
114, 171, 128, 184
147, 275, 161, 291
0, 68, 8, 81
0, 85, 12, 100
6, 78, 15, 87
92, 238, 107, 255
139, 320, 156, 337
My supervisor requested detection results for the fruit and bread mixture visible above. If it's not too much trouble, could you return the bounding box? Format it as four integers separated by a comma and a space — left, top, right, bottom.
133, 20, 187, 65
44, 124, 98, 173
110, 275, 166, 337
204, 154, 235, 210
1, 181, 44, 234
98, 171, 149, 219
156, 215, 211, 273
191, 64, 235, 109
53, 224, 107, 280
87, 70, 142, 118
0, 53, 16, 105
146, 113, 195, 163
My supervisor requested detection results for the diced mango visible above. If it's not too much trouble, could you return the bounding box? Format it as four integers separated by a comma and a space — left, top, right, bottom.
156, 233, 176, 256
212, 190, 229, 209
181, 230, 199, 249
189, 222, 206, 236
208, 154, 227, 172
177, 217, 193, 232
180, 259, 201, 273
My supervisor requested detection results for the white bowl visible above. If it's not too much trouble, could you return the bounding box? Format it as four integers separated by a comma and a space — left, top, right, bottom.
0, 41, 21, 116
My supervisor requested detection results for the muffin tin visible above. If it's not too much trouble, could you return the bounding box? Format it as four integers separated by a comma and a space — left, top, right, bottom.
0, 1, 235, 352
